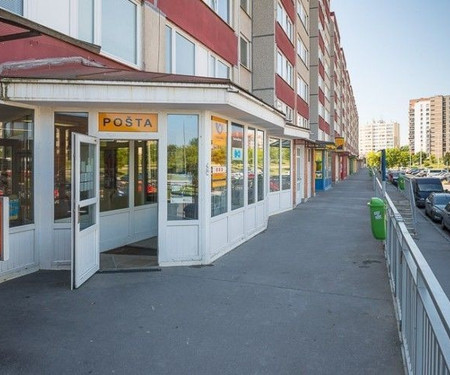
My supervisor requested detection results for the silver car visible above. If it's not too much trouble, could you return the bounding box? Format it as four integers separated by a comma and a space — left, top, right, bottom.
442, 202, 450, 231
425, 192, 450, 222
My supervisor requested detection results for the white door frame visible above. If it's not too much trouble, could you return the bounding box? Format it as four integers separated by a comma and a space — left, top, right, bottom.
296, 146, 305, 204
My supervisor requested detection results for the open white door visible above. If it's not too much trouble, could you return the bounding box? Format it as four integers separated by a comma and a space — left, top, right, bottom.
71, 133, 99, 289
296, 146, 304, 204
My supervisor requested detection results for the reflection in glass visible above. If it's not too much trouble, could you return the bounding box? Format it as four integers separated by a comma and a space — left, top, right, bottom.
100, 141, 129, 212
175, 33, 194, 75
79, 143, 96, 201
79, 203, 96, 231
281, 140, 291, 190
231, 124, 244, 210
0, 105, 33, 227
257, 130, 264, 201
167, 115, 199, 220
135, 140, 158, 206
54, 113, 88, 222
211, 117, 228, 217
315, 151, 323, 179
247, 128, 256, 205
270, 138, 280, 192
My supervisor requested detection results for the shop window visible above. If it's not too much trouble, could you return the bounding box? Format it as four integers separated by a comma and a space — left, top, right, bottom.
231, 124, 244, 210
100, 141, 130, 212
0, 0, 22, 14
269, 138, 280, 192
211, 117, 228, 217
315, 151, 323, 179
0, 105, 33, 227
247, 128, 256, 205
54, 112, 88, 222
257, 130, 264, 201
281, 140, 291, 190
135, 140, 158, 207
167, 115, 199, 220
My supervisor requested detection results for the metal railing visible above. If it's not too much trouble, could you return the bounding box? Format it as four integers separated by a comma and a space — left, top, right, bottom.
374, 176, 450, 374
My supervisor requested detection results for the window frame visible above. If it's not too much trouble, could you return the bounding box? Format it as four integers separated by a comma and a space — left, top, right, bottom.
240, 35, 251, 70
276, 2, 293, 41
276, 51, 293, 87
166, 25, 196, 76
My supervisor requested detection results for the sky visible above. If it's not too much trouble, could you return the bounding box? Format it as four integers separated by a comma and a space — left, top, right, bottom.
331, 0, 450, 146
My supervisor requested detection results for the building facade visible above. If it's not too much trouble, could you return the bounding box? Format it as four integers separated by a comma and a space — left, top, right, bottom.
0, 0, 358, 287
359, 120, 400, 157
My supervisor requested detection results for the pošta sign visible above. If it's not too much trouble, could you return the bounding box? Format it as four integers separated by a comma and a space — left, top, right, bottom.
98, 113, 158, 132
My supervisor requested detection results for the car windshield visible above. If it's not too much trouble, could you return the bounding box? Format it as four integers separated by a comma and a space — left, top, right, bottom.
435, 195, 450, 205
418, 183, 443, 192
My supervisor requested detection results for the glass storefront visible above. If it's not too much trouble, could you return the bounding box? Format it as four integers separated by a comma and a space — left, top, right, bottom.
0, 105, 34, 227
231, 123, 244, 210
270, 138, 280, 192
269, 138, 291, 193
211, 117, 228, 217
281, 140, 291, 190
135, 140, 158, 206
257, 130, 264, 201
247, 128, 256, 205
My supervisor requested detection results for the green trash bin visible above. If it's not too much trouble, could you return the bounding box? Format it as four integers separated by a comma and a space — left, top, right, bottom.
367, 197, 386, 240
398, 174, 405, 190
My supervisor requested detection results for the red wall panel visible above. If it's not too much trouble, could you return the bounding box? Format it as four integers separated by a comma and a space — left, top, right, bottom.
275, 24, 295, 65
158, 0, 238, 65
280, 0, 295, 24
318, 88, 325, 105
319, 117, 330, 134
276, 75, 296, 109
296, 96, 309, 119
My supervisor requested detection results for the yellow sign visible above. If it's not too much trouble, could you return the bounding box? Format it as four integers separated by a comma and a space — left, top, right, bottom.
99, 113, 158, 132
335, 137, 345, 150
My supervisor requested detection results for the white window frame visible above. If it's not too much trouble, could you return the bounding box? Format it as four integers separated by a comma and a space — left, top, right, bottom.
204, 0, 231, 25
240, 35, 251, 70
240, 0, 251, 15
209, 54, 231, 78
296, 36, 308, 65
276, 2, 293, 41
276, 51, 293, 87
297, 75, 308, 103
166, 25, 196, 76
297, 113, 309, 129
296, 0, 308, 30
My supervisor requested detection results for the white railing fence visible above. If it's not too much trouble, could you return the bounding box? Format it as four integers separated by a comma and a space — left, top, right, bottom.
373, 174, 450, 374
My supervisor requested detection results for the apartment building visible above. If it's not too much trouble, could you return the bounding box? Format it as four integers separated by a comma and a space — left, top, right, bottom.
0, 0, 358, 287
359, 120, 400, 157
409, 95, 450, 158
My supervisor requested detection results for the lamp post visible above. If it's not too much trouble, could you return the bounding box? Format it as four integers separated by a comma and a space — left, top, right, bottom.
381, 149, 386, 198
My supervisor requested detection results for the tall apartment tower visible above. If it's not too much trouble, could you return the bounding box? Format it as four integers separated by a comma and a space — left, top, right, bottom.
409, 95, 450, 158
359, 120, 400, 157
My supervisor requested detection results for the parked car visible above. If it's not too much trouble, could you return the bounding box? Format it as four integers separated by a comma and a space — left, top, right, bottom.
424, 192, 450, 222
441, 202, 450, 231
412, 177, 445, 208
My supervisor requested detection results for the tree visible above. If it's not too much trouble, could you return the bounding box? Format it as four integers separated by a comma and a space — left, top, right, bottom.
366, 151, 380, 168
444, 152, 450, 167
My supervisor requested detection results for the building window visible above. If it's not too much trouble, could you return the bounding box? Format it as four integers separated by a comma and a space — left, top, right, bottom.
231, 123, 244, 210
240, 36, 250, 69
211, 117, 228, 217
257, 130, 264, 201
276, 51, 293, 86
297, 114, 309, 129
297, 0, 308, 29
134, 140, 158, 206
296, 36, 308, 65
100, 141, 130, 212
101, 0, 137, 64
297, 75, 308, 103
78, 0, 94, 43
165, 26, 172, 73
205, 0, 230, 24
240, 0, 250, 14
276, 2, 293, 41
270, 138, 280, 192
281, 140, 291, 190
167, 115, 199, 220
247, 128, 256, 205
209, 55, 230, 79
0, 0, 23, 15
166, 27, 196, 76
54, 112, 88, 223
0, 105, 33, 227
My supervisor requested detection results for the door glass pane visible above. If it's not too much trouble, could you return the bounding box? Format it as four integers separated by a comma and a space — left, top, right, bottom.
175, 33, 194, 75
231, 124, 244, 210
257, 130, 264, 201
167, 115, 198, 220
79, 203, 96, 231
135, 140, 158, 206
0, 105, 33, 227
211, 117, 228, 217
54, 113, 88, 222
270, 138, 280, 192
100, 141, 129, 211
247, 128, 255, 205
281, 140, 291, 190
79, 143, 96, 201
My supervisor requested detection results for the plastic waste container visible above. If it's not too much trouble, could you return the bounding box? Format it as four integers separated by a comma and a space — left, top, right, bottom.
398, 174, 405, 190
367, 197, 386, 240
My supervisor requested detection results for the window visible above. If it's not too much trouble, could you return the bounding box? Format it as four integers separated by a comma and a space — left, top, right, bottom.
211, 117, 228, 217
100, 141, 130, 212
134, 140, 158, 206
270, 138, 280, 192
78, 0, 94, 43
240, 0, 250, 14
247, 128, 256, 205
257, 130, 264, 201
0, 105, 33, 227
276, 51, 293, 86
231, 123, 244, 210
101, 0, 137, 64
165, 26, 172, 73
166, 27, 196, 76
297, 0, 308, 28
297, 37, 308, 65
270, 138, 291, 192
54, 112, 88, 222
281, 140, 291, 190
217, 60, 229, 79
240, 36, 250, 69
276, 2, 293, 41
297, 114, 309, 129
167, 115, 199, 220
0, 0, 22, 15
205, 0, 230, 24
297, 75, 308, 103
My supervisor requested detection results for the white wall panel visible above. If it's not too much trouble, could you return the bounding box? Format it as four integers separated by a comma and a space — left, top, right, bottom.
0, 229, 36, 277
256, 203, 265, 228
134, 205, 158, 238
53, 227, 71, 264
268, 193, 280, 215
210, 217, 229, 256
280, 190, 292, 211
100, 211, 131, 251
195, 45, 208, 77
27, 0, 72, 35
164, 225, 200, 262
245, 205, 256, 235
229, 211, 244, 244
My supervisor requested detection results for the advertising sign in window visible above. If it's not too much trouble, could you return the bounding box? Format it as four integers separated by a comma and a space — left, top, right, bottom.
211, 116, 228, 217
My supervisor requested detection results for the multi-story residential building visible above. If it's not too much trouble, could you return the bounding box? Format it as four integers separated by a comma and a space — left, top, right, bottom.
0, 0, 358, 287
409, 95, 450, 159
359, 120, 400, 156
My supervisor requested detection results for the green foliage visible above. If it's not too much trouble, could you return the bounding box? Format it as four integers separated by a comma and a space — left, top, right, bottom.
366, 151, 380, 168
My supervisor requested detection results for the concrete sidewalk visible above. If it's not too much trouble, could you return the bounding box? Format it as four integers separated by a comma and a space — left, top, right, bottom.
0, 170, 403, 375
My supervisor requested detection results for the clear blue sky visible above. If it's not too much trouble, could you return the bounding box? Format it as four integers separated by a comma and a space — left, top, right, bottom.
331, 0, 450, 145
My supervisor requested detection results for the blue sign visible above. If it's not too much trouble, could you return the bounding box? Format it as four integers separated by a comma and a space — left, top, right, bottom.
232, 148, 243, 161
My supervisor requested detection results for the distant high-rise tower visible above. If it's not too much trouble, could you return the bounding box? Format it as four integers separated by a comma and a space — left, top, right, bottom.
359, 120, 400, 156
